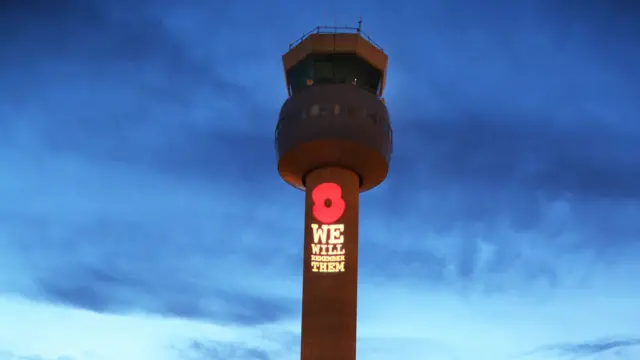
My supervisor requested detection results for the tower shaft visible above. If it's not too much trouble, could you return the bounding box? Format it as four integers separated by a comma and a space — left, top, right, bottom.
301, 167, 360, 360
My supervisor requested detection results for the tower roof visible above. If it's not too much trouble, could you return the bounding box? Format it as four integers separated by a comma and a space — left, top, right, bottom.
282, 26, 388, 97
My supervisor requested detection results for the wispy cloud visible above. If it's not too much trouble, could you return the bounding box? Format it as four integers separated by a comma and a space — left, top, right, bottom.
523, 337, 640, 359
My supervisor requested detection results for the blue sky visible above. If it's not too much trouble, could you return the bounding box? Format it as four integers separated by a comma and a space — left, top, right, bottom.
0, 0, 639, 359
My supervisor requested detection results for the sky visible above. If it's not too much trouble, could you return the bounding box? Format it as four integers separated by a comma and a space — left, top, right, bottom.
0, 0, 639, 359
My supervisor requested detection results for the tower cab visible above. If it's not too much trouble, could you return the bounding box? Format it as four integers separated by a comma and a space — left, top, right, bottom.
275, 27, 393, 192
286, 53, 383, 96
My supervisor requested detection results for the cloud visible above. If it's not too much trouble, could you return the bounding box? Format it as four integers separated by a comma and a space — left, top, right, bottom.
524, 337, 640, 359
558, 338, 640, 357
0, 149, 300, 326
177, 340, 271, 360
395, 115, 640, 198
35, 261, 296, 326
0, 296, 285, 360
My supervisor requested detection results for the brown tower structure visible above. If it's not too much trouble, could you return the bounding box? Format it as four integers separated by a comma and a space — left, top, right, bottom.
275, 24, 392, 360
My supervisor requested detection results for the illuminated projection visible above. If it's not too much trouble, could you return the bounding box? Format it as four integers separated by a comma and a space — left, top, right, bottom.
309, 182, 346, 273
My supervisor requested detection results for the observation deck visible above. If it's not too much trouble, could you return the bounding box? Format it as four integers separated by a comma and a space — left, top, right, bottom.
283, 26, 388, 97
275, 25, 393, 193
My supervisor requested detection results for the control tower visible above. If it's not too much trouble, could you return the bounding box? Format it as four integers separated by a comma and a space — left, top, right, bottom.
275, 23, 392, 360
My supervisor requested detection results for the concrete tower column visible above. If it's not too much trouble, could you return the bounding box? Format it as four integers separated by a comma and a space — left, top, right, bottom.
301, 167, 360, 360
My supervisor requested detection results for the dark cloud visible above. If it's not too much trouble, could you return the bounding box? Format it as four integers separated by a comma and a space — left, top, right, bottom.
34, 260, 296, 325
157, 288, 296, 327
563, 338, 640, 356
40, 269, 121, 312
0, 0, 277, 200
533, 337, 640, 358
0, 0, 253, 133
380, 113, 640, 236
394, 114, 640, 198
52, 128, 280, 194
176, 340, 271, 360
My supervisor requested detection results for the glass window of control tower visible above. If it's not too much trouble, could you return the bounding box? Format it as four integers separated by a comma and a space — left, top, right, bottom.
286, 57, 314, 93
286, 54, 383, 94
315, 60, 333, 84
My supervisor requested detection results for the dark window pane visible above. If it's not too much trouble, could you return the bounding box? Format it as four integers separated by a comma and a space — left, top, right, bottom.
333, 56, 355, 85
315, 61, 333, 84
286, 57, 314, 94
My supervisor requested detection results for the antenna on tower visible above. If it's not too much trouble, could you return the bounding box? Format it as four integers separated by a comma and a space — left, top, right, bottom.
357, 16, 362, 32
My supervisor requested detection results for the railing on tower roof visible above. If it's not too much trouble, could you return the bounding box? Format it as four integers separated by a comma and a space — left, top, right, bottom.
288, 25, 385, 53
